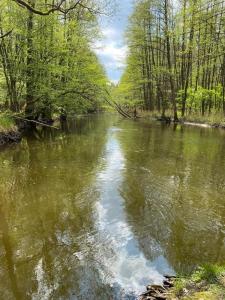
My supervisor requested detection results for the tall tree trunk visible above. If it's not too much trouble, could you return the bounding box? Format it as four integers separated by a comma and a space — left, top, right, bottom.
25, 0, 35, 119
164, 0, 178, 121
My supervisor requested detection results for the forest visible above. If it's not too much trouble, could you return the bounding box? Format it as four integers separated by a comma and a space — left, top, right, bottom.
117, 0, 225, 123
0, 1, 225, 299
0, 0, 225, 129
0, 0, 109, 128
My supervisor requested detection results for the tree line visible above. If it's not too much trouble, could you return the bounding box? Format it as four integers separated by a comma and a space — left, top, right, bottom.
0, 0, 109, 122
117, 0, 225, 121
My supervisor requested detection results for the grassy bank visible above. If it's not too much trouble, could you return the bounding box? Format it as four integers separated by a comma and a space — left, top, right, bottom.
140, 265, 225, 300
0, 113, 21, 145
182, 114, 225, 128
168, 265, 225, 300
0, 113, 17, 132
138, 110, 225, 128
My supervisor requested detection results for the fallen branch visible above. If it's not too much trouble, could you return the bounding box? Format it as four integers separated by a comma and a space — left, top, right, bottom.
12, 115, 59, 129
60, 87, 134, 119
103, 89, 134, 119
104, 97, 133, 118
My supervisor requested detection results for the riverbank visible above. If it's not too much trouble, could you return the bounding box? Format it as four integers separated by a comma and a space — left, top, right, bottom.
140, 265, 225, 300
0, 114, 21, 146
138, 111, 225, 129
1, 110, 225, 147
181, 115, 225, 129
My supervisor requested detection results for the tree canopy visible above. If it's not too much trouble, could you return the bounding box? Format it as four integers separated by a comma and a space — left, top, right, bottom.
0, 0, 109, 120
117, 0, 225, 120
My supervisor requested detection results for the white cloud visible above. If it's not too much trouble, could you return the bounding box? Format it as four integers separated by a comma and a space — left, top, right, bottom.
96, 42, 127, 62
93, 0, 133, 81
102, 28, 119, 39
93, 38, 128, 70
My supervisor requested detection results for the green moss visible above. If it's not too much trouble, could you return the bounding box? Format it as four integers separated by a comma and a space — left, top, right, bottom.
169, 265, 225, 299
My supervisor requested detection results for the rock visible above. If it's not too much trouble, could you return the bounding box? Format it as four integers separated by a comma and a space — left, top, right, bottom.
150, 293, 167, 300
150, 285, 166, 292
163, 279, 174, 288
164, 275, 176, 280
141, 275, 176, 299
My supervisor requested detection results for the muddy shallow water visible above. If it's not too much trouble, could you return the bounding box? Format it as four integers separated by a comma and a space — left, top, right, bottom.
0, 114, 224, 299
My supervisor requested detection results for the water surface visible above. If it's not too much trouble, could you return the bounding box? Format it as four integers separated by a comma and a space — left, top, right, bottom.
0, 114, 225, 299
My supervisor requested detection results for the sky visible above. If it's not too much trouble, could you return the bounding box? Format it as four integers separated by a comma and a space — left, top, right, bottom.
93, 0, 133, 83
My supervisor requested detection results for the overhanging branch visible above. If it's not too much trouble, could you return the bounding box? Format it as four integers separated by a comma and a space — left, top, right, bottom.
12, 0, 104, 16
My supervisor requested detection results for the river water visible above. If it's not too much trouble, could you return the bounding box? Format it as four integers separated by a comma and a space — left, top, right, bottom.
0, 114, 225, 299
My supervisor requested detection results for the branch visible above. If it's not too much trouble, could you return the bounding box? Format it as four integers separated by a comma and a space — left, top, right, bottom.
12, 0, 102, 16
0, 30, 13, 39
12, 0, 66, 15
13, 115, 59, 129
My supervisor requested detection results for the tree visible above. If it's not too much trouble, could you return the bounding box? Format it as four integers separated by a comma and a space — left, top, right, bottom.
118, 0, 225, 120
0, 0, 109, 120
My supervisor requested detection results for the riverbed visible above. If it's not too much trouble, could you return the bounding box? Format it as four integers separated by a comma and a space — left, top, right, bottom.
0, 114, 224, 299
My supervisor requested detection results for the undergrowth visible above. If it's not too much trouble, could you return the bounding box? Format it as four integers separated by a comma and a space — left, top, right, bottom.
169, 265, 225, 300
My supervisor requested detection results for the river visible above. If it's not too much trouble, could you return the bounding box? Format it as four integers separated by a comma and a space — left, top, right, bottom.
0, 114, 224, 299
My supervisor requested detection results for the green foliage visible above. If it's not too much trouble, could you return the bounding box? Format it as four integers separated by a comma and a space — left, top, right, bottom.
117, 0, 225, 118
0, 0, 109, 118
191, 265, 225, 284
170, 265, 225, 300
176, 86, 224, 112
0, 112, 16, 132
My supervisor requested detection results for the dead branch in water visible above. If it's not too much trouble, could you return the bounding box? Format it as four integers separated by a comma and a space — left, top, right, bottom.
103, 89, 135, 119
12, 115, 59, 129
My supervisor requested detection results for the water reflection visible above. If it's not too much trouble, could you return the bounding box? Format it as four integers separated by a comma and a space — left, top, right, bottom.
117, 120, 225, 274
93, 127, 173, 298
0, 116, 114, 299
0, 115, 225, 299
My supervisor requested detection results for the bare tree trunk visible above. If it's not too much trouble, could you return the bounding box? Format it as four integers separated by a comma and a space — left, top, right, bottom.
25, 0, 36, 119
164, 0, 178, 121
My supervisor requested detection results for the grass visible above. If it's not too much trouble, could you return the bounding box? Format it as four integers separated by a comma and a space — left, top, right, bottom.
168, 265, 225, 300
137, 109, 225, 127
0, 113, 17, 133
181, 113, 225, 127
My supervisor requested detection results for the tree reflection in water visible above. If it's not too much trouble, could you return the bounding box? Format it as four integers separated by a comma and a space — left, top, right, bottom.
0, 115, 225, 299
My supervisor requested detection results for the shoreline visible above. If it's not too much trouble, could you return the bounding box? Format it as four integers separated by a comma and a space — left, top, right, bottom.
0, 129, 22, 146
140, 265, 225, 300
180, 120, 225, 130
1, 112, 225, 148
0, 114, 22, 146
140, 114, 225, 130
140, 275, 176, 300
